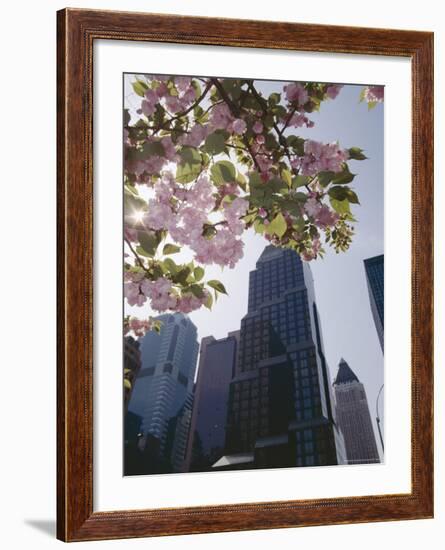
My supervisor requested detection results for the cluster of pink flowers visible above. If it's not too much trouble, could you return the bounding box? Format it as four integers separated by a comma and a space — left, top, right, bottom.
326, 84, 344, 100
124, 270, 210, 314
363, 86, 384, 104
292, 140, 349, 176
124, 317, 153, 337
301, 236, 322, 262
304, 197, 339, 229
141, 172, 247, 269
284, 83, 309, 107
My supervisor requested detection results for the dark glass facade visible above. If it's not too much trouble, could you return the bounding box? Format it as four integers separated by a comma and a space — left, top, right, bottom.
364, 255, 384, 351
217, 245, 346, 470
185, 332, 239, 471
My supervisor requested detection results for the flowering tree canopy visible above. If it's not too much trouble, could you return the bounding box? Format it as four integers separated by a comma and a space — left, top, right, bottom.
123, 76, 383, 335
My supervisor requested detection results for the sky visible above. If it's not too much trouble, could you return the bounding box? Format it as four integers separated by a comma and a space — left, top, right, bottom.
124, 75, 384, 458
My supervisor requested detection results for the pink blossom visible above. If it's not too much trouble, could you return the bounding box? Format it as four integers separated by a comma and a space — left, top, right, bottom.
256, 134, 265, 145
314, 206, 339, 228
304, 197, 322, 218
174, 76, 192, 92
188, 175, 216, 210
284, 83, 309, 106
193, 228, 244, 268
183, 124, 209, 147
252, 121, 263, 134
161, 136, 178, 162
124, 281, 147, 307
363, 86, 384, 103
144, 201, 173, 231
258, 207, 268, 218
141, 88, 158, 117
209, 103, 234, 130
223, 197, 249, 235
142, 277, 178, 312
302, 237, 321, 262
176, 290, 209, 314
125, 317, 153, 337
165, 94, 183, 114
287, 113, 312, 128
299, 140, 348, 176
326, 85, 343, 99
231, 118, 247, 135
219, 182, 240, 198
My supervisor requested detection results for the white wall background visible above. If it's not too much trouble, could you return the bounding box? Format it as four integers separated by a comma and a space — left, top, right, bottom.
0, 0, 442, 548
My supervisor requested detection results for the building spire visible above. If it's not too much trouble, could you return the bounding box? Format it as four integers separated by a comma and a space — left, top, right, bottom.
333, 358, 359, 385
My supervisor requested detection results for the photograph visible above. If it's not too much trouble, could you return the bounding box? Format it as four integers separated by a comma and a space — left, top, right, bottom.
122, 73, 385, 476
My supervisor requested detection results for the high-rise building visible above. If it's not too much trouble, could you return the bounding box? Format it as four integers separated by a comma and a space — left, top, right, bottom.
333, 358, 380, 465
125, 313, 199, 474
364, 254, 384, 351
185, 331, 240, 472
215, 245, 346, 470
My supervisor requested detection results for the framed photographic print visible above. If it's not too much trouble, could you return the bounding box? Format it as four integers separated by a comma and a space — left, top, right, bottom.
57, 8, 434, 542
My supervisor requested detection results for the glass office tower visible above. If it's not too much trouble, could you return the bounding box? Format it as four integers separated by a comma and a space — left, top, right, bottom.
125, 313, 199, 474
185, 331, 240, 472
364, 254, 384, 351
215, 245, 346, 470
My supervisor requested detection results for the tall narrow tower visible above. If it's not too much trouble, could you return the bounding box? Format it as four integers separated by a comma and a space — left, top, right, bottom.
125, 313, 199, 474
333, 359, 380, 464
185, 331, 240, 472
364, 254, 384, 351
215, 245, 346, 470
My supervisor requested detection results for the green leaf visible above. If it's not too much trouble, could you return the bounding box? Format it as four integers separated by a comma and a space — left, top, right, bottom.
124, 379, 132, 390
282, 169, 292, 188
136, 246, 151, 257
368, 101, 377, 111
268, 92, 281, 106
163, 244, 180, 255
189, 284, 205, 298
204, 292, 213, 310
204, 132, 226, 155
317, 171, 335, 187
253, 219, 265, 234
176, 147, 202, 184
194, 266, 205, 281
331, 165, 356, 185
138, 231, 159, 256
286, 135, 305, 156
176, 267, 191, 285
330, 197, 351, 215
207, 280, 228, 295
328, 186, 360, 204
292, 175, 311, 188
348, 147, 368, 161
163, 257, 178, 275
210, 160, 236, 185
142, 141, 165, 157
132, 80, 148, 97
266, 212, 287, 238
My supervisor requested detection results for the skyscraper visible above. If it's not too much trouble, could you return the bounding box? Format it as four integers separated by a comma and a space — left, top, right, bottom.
215, 245, 346, 470
333, 358, 380, 464
125, 313, 199, 474
185, 331, 240, 472
364, 254, 384, 351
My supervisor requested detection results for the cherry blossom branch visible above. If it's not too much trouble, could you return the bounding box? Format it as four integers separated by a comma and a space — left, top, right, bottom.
210, 78, 262, 172
124, 237, 151, 275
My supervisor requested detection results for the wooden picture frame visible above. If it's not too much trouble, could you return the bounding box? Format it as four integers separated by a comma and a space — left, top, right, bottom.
57, 8, 434, 542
